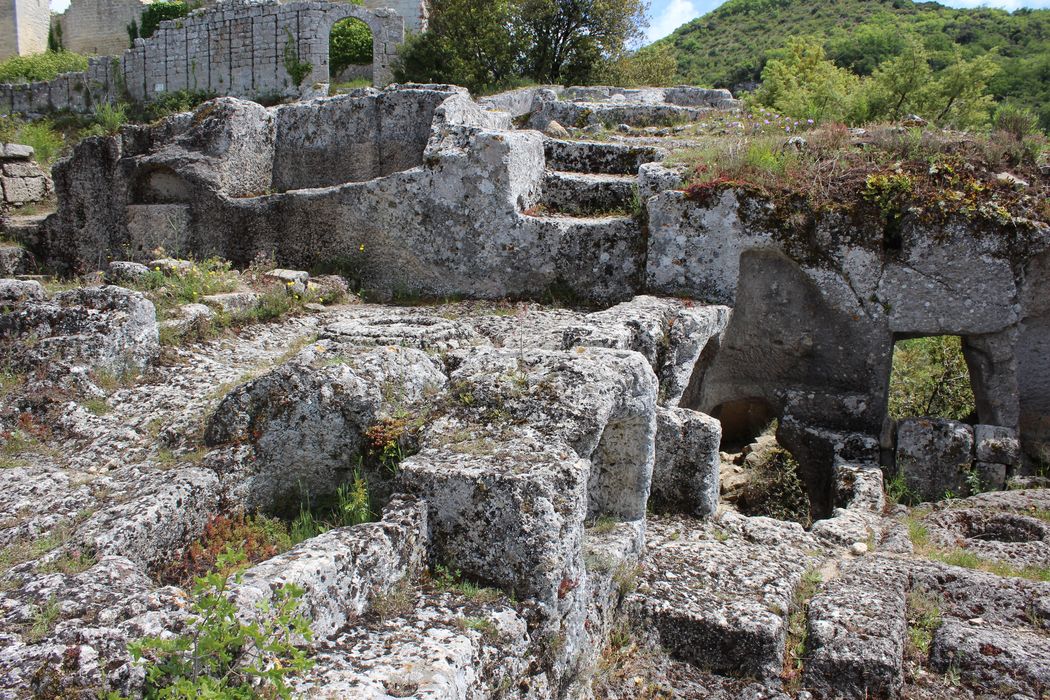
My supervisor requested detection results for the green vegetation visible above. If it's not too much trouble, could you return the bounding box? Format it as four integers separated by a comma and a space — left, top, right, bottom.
784, 568, 823, 689
673, 115, 1047, 231
289, 472, 373, 545
906, 586, 942, 660
0, 116, 65, 166
430, 564, 504, 604
889, 336, 976, 421
131, 548, 312, 699
736, 447, 811, 526
283, 29, 313, 87
139, 1, 191, 40
161, 512, 293, 587
395, 0, 648, 93
330, 12, 372, 78
0, 51, 88, 84
660, 0, 1050, 129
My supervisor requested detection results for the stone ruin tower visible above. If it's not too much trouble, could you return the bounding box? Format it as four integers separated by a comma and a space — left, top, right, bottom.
0, 0, 50, 60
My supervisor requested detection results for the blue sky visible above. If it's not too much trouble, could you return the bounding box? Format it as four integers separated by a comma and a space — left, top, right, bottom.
646, 0, 1050, 41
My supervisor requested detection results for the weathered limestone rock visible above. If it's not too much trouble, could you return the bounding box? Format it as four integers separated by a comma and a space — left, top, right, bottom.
0, 244, 26, 277
0, 143, 52, 206
628, 514, 824, 680
104, 261, 149, 284
291, 590, 537, 699
201, 291, 258, 315
651, 406, 721, 517
231, 498, 428, 639
931, 621, 1050, 697
974, 424, 1021, 465
561, 295, 730, 407
399, 425, 588, 605
72, 468, 221, 571
895, 418, 974, 501
0, 278, 45, 305
204, 342, 447, 513
0, 285, 159, 374
804, 556, 908, 699
321, 312, 482, 352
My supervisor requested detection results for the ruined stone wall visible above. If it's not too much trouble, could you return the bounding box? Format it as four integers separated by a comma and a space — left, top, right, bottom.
55, 0, 151, 57
0, 57, 120, 116
0, 0, 404, 115
0, 0, 50, 60
362, 0, 426, 32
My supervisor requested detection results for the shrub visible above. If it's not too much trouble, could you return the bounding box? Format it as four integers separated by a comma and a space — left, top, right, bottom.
737, 447, 811, 525
330, 16, 372, 77
81, 102, 128, 137
161, 512, 292, 587
0, 51, 88, 83
131, 548, 313, 698
888, 336, 976, 421
139, 1, 190, 40
0, 116, 65, 167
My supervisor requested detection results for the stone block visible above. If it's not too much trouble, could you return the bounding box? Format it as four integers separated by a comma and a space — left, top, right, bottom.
650, 406, 721, 517
974, 424, 1021, 465
400, 427, 588, 604
804, 557, 907, 700
895, 418, 974, 502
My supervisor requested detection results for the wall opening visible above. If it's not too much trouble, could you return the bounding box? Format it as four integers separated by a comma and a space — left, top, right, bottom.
129, 166, 192, 205
710, 397, 777, 450
888, 335, 977, 423
329, 17, 373, 89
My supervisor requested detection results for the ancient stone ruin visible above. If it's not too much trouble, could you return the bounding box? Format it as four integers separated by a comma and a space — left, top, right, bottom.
0, 82, 1047, 700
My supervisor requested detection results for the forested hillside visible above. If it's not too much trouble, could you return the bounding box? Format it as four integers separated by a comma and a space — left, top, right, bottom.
660, 0, 1049, 127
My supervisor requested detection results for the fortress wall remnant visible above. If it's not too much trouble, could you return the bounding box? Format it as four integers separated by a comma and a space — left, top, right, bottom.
0, 0, 404, 115
0, 0, 49, 59
55, 0, 151, 57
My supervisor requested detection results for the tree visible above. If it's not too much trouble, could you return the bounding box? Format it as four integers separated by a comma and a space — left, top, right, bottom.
330, 18, 373, 77
47, 22, 63, 53
395, 0, 520, 93
517, 0, 650, 84
927, 51, 999, 128
867, 39, 932, 120
756, 37, 862, 123
596, 43, 677, 87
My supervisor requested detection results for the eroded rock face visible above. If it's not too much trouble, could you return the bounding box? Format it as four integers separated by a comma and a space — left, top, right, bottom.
896, 418, 975, 502
204, 341, 447, 513
0, 285, 158, 375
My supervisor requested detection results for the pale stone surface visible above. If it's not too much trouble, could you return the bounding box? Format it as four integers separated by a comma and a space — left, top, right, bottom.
804, 556, 907, 699
651, 406, 721, 517
0, 284, 158, 374
896, 418, 975, 502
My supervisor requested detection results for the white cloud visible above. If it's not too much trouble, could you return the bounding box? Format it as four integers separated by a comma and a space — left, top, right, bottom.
943, 0, 1049, 8
647, 0, 702, 42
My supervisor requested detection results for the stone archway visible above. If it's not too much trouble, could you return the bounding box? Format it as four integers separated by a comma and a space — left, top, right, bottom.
319, 5, 404, 87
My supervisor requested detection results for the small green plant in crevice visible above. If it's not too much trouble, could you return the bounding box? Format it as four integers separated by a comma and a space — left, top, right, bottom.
283, 29, 313, 87
458, 616, 500, 642
886, 470, 920, 507
611, 562, 642, 599
22, 595, 61, 643
782, 567, 823, 688
130, 548, 313, 699
429, 564, 504, 605
587, 515, 620, 535
369, 579, 416, 620
289, 470, 374, 546
906, 586, 943, 661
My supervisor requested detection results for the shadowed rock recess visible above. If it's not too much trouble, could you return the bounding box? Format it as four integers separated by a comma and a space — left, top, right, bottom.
0, 83, 1048, 700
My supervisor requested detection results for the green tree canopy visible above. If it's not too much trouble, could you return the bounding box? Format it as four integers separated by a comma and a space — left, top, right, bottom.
330, 18, 373, 76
